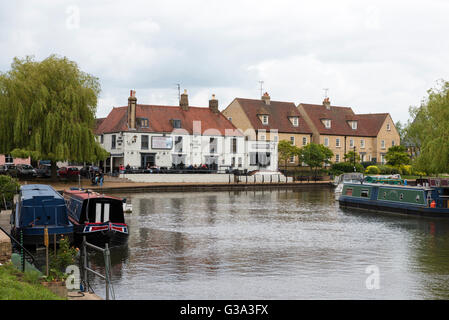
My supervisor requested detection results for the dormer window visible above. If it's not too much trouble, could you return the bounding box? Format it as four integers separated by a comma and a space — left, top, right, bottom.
323, 119, 331, 129
290, 117, 299, 127
351, 121, 357, 130
138, 118, 149, 128
172, 119, 182, 129
262, 115, 269, 125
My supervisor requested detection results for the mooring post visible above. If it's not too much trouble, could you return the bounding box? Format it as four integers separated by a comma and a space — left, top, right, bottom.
104, 243, 110, 300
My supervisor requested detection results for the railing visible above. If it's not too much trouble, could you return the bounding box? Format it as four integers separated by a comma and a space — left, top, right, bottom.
0, 225, 36, 272
80, 236, 114, 300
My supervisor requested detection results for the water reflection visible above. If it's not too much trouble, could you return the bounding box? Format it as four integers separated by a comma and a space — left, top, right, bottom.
85, 189, 449, 299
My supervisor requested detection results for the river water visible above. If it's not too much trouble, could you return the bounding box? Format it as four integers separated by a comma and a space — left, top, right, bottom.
86, 187, 449, 300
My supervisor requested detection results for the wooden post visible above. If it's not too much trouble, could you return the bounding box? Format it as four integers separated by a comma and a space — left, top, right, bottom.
44, 226, 49, 277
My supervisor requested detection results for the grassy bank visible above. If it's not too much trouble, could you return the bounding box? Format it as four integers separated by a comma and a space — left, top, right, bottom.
0, 262, 65, 300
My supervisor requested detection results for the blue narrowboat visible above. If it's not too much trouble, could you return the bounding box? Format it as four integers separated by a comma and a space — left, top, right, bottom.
338, 178, 449, 218
11, 184, 74, 247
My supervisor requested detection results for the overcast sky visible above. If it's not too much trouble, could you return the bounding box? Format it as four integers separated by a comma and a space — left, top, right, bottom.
1, 0, 449, 124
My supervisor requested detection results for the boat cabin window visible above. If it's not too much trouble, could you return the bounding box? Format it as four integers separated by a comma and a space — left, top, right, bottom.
82, 199, 124, 224
416, 195, 420, 202
361, 189, 369, 198
383, 191, 387, 199
399, 193, 404, 200
345, 188, 353, 196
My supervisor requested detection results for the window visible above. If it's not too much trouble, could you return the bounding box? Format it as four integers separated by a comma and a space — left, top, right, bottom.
336, 138, 341, 147
111, 135, 116, 149
290, 136, 295, 146
349, 139, 354, 148
392, 140, 395, 146
302, 137, 307, 146
324, 137, 329, 147
140, 118, 149, 128
231, 138, 237, 154
345, 188, 353, 196
175, 136, 183, 153
361, 189, 369, 198
351, 121, 357, 130
210, 137, 217, 154
5, 155, 13, 164
399, 193, 404, 200
335, 154, 340, 163
141, 135, 149, 150
100, 135, 104, 144
290, 155, 295, 163
381, 154, 386, 164
238, 157, 242, 168
262, 115, 269, 125
292, 117, 299, 127
324, 119, 331, 129
172, 119, 181, 129
228, 117, 232, 122
260, 135, 265, 141
360, 139, 365, 148
386, 123, 391, 131
381, 140, 386, 149
273, 136, 278, 142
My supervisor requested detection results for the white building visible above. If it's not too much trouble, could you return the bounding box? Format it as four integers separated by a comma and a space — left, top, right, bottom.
95, 90, 278, 173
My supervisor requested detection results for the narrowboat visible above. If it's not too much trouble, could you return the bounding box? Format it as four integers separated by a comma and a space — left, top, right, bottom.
63, 188, 129, 247
11, 184, 74, 247
338, 178, 449, 218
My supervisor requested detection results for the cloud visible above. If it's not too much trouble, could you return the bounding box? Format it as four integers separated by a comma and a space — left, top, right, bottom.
1, 0, 449, 125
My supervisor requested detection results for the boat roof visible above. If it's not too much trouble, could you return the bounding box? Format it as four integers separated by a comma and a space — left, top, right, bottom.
343, 182, 431, 190
63, 188, 122, 201
20, 184, 63, 201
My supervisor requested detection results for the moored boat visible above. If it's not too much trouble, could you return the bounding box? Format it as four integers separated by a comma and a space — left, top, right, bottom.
63, 188, 129, 247
11, 184, 74, 248
338, 178, 449, 218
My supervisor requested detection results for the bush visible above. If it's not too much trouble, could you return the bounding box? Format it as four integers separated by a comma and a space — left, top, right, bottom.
0, 175, 20, 209
400, 165, 412, 176
365, 165, 380, 174
361, 161, 377, 168
330, 162, 364, 175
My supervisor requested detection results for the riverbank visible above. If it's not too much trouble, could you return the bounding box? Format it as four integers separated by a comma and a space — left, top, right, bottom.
19, 178, 334, 194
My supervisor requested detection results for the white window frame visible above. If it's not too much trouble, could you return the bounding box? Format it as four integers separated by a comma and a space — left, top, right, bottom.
386, 123, 391, 131
324, 137, 329, 147
290, 136, 295, 146
262, 115, 269, 125
381, 140, 386, 149
302, 137, 307, 146
349, 139, 354, 148
351, 121, 357, 130
292, 117, 299, 127
360, 139, 365, 148
335, 154, 340, 163
336, 138, 341, 148
324, 119, 331, 129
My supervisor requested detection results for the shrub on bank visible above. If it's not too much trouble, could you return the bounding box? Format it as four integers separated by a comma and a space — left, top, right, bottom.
330, 162, 364, 175
365, 165, 380, 174
0, 175, 20, 210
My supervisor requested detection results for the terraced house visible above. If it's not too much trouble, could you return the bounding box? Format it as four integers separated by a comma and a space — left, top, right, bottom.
222, 92, 313, 167
297, 98, 400, 164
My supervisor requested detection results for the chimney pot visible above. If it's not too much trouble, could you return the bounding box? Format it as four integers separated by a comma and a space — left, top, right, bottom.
261, 92, 271, 105
128, 90, 137, 129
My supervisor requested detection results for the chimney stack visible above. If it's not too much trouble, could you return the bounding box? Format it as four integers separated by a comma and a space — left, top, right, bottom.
128, 90, 137, 130
209, 94, 219, 113
261, 92, 271, 105
180, 89, 189, 111
323, 97, 331, 110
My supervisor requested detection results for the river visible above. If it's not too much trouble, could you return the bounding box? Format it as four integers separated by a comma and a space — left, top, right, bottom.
85, 186, 449, 300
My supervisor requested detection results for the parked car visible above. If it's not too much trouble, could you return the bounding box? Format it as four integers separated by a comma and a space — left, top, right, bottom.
16, 164, 37, 178
0, 165, 6, 175
36, 164, 51, 178
57, 166, 80, 178
80, 165, 100, 178
4, 164, 19, 177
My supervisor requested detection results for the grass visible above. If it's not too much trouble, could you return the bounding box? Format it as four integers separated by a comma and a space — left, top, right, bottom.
0, 262, 65, 300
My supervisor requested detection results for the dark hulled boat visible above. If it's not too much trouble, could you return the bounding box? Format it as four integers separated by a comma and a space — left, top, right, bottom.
11, 184, 74, 248
63, 188, 129, 247
339, 178, 449, 218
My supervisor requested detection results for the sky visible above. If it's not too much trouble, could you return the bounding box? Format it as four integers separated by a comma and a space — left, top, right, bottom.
1, 0, 449, 125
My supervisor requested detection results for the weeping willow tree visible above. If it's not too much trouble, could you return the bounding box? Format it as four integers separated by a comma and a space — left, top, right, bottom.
0, 55, 109, 178
405, 80, 449, 174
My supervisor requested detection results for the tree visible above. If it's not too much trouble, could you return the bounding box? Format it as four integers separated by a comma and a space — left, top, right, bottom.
278, 140, 299, 171
343, 150, 360, 163
0, 55, 109, 178
405, 80, 449, 174
385, 145, 410, 168
298, 143, 333, 178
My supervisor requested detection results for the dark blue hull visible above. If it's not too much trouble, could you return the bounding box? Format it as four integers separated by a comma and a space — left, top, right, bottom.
11, 225, 74, 247
339, 196, 449, 218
